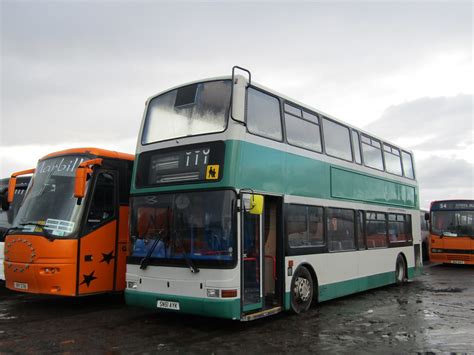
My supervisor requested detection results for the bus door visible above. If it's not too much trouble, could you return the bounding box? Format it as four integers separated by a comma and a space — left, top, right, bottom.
78, 170, 119, 295
241, 194, 263, 313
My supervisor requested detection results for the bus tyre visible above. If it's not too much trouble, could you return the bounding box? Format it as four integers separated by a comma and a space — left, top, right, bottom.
290, 266, 313, 314
395, 255, 407, 285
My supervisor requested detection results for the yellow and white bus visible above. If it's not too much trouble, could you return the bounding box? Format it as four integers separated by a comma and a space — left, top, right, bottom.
125, 67, 422, 321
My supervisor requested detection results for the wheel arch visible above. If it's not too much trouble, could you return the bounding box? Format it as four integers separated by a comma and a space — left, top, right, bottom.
296, 262, 319, 304
396, 252, 408, 283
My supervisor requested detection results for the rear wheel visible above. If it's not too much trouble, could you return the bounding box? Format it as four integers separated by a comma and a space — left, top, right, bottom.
290, 266, 313, 314
395, 255, 407, 285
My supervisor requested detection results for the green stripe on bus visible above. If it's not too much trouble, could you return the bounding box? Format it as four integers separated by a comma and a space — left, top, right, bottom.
131, 140, 418, 209
331, 167, 417, 208
125, 290, 241, 320
284, 267, 417, 310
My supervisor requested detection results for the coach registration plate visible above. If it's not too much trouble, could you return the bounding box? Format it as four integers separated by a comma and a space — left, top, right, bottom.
450, 260, 465, 264
14, 282, 28, 290
157, 300, 180, 310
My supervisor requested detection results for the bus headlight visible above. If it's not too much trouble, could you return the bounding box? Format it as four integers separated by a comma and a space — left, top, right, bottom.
207, 288, 220, 298
431, 248, 442, 253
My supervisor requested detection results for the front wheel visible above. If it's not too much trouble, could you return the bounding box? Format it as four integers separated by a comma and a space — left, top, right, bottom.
290, 266, 313, 314
395, 255, 407, 285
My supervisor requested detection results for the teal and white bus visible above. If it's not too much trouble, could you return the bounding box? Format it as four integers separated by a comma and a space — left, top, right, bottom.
125, 67, 422, 321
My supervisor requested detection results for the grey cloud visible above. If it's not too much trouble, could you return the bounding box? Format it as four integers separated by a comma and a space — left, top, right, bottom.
1, 2, 472, 146
417, 156, 473, 190
365, 95, 473, 151
416, 156, 473, 209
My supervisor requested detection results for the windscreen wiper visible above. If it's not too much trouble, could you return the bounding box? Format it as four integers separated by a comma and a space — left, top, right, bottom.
140, 230, 164, 270
18, 222, 54, 241
174, 231, 199, 274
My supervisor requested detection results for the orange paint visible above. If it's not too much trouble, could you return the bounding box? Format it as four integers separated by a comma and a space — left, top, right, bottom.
429, 235, 473, 265
4, 236, 78, 295
4, 147, 134, 296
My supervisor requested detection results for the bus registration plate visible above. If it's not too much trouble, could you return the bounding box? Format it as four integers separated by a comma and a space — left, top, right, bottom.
450, 260, 465, 265
157, 300, 180, 310
14, 282, 28, 290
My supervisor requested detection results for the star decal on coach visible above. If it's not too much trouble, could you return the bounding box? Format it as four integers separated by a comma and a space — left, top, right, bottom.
80, 271, 98, 287
100, 250, 115, 265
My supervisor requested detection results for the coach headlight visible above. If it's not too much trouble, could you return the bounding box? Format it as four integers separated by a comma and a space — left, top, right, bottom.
431, 248, 442, 253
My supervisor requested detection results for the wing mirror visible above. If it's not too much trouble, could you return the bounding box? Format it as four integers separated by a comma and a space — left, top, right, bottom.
242, 194, 264, 215
8, 168, 35, 204
74, 158, 103, 199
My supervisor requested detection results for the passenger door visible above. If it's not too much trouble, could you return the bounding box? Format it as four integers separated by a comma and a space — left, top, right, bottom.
241, 194, 263, 313
78, 171, 118, 295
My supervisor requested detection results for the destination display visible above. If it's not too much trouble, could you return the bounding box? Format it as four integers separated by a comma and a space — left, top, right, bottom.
431, 200, 474, 211
136, 141, 225, 187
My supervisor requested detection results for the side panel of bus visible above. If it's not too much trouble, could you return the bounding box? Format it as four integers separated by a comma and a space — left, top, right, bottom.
78, 170, 119, 294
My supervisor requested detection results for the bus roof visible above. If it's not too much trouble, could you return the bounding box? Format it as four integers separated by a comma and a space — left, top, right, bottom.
145, 74, 415, 156
40, 148, 134, 162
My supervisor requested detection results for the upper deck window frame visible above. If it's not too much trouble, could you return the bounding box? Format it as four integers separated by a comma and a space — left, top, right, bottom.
283, 101, 323, 153
245, 86, 284, 143
141, 79, 232, 146
383, 143, 403, 176
321, 116, 354, 162
361, 134, 385, 172
401, 150, 416, 180
351, 129, 363, 165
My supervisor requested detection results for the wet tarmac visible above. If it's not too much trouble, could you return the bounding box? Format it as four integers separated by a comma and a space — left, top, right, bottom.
0, 263, 473, 353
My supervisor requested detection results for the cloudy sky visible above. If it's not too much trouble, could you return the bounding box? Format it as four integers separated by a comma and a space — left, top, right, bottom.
1, 1, 472, 209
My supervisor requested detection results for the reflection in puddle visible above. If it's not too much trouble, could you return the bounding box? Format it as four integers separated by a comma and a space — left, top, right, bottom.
0, 312, 17, 320
423, 309, 439, 319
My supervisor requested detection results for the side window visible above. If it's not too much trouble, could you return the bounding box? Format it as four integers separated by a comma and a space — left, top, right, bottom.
383, 144, 402, 176
287, 204, 324, 248
401, 151, 415, 179
327, 208, 355, 251
352, 130, 362, 164
388, 214, 408, 243
361, 135, 384, 171
322, 118, 352, 161
366, 212, 387, 248
420, 213, 428, 231
405, 214, 413, 242
85, 172, 116, 232
284, 103, 322, 152
357, 210, 366, 249
246, 88, 282, 141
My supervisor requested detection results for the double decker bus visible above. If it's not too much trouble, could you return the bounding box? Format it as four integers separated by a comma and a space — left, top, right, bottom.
428, 200, 474, 265
4, 148, 134, 296
0, 176, 31, 281
125, 67, 422, 320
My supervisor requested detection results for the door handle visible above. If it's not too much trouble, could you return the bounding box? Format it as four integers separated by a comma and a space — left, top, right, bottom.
84, 255, 93, 262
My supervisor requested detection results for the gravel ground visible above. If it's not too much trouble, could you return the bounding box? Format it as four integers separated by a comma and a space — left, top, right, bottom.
0, 263, 473, 353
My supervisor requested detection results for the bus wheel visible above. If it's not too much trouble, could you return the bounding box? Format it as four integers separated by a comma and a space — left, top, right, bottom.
395, 255, 407, 285
290, 266, 313, 314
